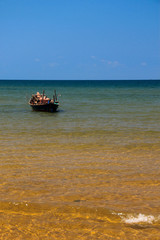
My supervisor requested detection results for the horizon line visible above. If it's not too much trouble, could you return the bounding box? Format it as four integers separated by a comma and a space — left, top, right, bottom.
0, 79, 160, 81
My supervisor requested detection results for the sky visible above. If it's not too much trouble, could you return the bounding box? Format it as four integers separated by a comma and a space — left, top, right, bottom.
0, 0, 160, 80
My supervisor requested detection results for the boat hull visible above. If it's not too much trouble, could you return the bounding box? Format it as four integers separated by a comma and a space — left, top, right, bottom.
30, 103, 59, 112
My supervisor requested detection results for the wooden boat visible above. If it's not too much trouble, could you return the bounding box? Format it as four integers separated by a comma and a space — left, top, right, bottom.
29, 90, 59, 112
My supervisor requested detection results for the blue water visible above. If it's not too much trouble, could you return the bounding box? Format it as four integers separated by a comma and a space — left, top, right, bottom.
0, 79, 160, 132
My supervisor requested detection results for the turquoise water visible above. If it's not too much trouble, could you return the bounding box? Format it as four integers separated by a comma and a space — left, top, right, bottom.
0, 80, 160, 148
0, 80, 160, 239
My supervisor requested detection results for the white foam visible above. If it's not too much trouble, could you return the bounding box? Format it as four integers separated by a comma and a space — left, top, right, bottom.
121, 213, 160, 224
112, 212, 124, 216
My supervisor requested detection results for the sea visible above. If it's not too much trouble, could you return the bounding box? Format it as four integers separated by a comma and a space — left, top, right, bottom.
0, 80, 160, 240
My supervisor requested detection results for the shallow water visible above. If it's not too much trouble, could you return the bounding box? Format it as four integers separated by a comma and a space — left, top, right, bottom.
0, 80, 160, 239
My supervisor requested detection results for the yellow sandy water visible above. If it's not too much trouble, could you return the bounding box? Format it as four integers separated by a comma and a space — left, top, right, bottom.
1, 138, 160, 239
0, 80, 160, 239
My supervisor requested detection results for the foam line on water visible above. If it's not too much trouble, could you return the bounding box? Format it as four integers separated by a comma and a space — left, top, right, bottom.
113, 212, 160, 224
122, 214, 157, 224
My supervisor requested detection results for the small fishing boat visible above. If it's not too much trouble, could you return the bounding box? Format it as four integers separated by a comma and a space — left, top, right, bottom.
29, 90, 59, 112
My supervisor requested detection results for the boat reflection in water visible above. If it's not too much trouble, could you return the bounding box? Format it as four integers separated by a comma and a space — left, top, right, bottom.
29, 90, 59, 112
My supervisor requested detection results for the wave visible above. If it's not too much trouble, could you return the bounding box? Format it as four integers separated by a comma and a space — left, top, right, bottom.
113, 213, 160, 224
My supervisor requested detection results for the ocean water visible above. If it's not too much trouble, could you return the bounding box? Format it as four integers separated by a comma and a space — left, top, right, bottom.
0, 80, 160, 239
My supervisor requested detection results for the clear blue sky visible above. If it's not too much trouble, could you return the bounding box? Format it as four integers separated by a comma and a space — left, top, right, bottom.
0, 0, 160, 80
